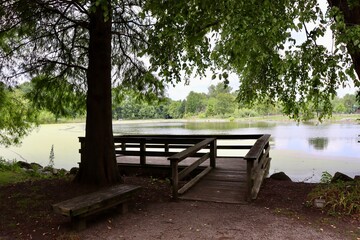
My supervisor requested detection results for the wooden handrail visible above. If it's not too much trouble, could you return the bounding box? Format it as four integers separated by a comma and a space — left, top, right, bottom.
168, 138, 216, 199
244, 134, 271, 161
168, 138, 216, 162
244, 134, 271, 201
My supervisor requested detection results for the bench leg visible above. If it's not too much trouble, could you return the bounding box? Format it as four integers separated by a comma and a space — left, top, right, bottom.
72, 216, 86, 231
117, 202, 128, 214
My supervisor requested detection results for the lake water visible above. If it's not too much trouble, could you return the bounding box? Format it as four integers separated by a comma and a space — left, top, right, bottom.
1, 120, 359, 182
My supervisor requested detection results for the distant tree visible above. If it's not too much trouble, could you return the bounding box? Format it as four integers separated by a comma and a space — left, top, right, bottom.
185, 91, 207, 115
0, 83, 37, 146
215, 93, 235, 116
168, 100, 184, 119
205, 98, 217, 117
342, 94, 358, 113
207, 83, 233, 98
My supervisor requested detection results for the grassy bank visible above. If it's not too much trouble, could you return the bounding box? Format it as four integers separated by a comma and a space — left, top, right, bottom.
0, 158, 65, 186
47, 113, 360, 125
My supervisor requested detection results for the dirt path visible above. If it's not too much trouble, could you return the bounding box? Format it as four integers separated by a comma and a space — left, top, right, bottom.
79, 201, 345, 240
1, 177, 359, 239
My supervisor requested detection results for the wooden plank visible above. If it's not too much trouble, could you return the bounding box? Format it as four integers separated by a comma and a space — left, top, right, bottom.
168, 138, 215, 162
171, 160, 179, 199
178, 153, 210, 180
204, 170, 247, 182
244, 134, 270, 160
117, 134, 263, 140
251, 156, 271, 200
179, 176, 248, 204
52, 184, 140, 217
217, 145, 253, 150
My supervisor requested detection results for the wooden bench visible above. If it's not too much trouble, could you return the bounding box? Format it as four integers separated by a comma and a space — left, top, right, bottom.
52, 184, 141, 231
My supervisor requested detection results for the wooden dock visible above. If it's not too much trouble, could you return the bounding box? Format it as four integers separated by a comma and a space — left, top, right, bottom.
117, 156, 249, 204
179, 157, 247, 204
80, 134, 271, 203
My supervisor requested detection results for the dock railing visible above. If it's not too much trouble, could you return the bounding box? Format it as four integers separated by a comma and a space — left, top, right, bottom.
168, 138, 216, 199
244, 134, 271, 201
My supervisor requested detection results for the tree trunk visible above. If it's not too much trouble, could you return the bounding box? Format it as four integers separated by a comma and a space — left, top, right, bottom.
75, 1, 122, 185
328, 0, 360, 81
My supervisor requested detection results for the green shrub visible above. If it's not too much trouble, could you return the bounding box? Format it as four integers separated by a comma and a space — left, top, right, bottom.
307, 179, 360, 215
228, 116, 235, 122
235, 108, 258, 118
320, 171, 332, 183
0, 158, 22, 172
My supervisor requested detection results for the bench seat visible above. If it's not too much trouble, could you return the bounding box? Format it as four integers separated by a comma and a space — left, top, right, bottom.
52, 184, 141, 230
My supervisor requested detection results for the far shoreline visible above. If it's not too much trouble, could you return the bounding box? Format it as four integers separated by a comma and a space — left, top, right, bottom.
111, 114, 360, 125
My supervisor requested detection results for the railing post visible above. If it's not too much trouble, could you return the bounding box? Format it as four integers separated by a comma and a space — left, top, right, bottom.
171, 160, 179, 200
210, 139, 216, 168
264, 143, 270, 177
164, 143, 169, 153
78, 137, 85, 168
121, 142, 126, 151
246, 159, 254, 202
140, 139, 146, 165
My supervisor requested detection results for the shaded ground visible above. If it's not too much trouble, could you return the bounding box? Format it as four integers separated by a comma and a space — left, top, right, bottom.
0, 176, 359, 239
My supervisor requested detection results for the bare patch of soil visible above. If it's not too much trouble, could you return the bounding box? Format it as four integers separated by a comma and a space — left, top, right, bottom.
0, 177, 359, 240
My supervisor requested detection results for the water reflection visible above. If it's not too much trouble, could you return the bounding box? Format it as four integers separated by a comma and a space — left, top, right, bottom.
308, 137, 329, 150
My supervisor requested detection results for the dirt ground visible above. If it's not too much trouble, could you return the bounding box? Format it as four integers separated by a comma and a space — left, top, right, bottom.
0, 176, 359, 240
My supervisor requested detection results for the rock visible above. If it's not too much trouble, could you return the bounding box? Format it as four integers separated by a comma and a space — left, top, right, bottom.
30, 162, 43, 170
270, 172, 292, 181
43, 166, 53, 172
25, 168, 35, 174
16, 161, 32, 170
331, 172, 353, 183
313, 198, 326, 208
69, 167, 79, 175
58, 168, 67, 176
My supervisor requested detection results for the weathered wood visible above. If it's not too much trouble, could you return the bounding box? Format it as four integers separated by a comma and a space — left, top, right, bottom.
179, 159, 248, 204
251, 155, 271, 199
168, 138, 215, 162
115, 150, 205, 158
244, 134, 271, 160
178, 153, 210, 180
210, 140, 216, 168
140, 140, 146, 165
243, 134, 271, 201
116, 134, 264, 140
171, 160, 179, 200
79, 134, 272, 203
52, 184, 140, 230
246, 160, 254, 202
178, 166, 212, 195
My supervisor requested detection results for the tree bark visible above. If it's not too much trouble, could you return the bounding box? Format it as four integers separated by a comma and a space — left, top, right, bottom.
328, 0, 360, 81
75, 0, 122, 185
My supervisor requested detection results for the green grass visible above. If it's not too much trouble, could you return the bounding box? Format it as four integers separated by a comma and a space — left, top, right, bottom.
0, 158, 56, 186
0, 171, 30, 186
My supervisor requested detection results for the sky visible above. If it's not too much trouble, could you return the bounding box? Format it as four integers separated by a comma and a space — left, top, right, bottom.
166, 74, 356, 101
165, 0, 357, 101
